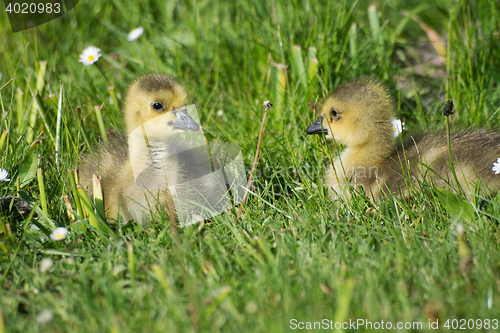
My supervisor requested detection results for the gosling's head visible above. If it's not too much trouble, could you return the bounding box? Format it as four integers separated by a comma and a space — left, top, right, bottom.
307, 79, 395, 148
124, 74, 199, 135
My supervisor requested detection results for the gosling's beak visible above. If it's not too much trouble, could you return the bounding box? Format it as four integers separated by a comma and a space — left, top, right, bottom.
306, 116, 327, 135
169, 108, 200, 131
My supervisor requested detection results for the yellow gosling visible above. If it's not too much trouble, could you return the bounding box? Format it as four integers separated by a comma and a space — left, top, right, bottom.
79, 74, 201, 223
307, 79, 500, 200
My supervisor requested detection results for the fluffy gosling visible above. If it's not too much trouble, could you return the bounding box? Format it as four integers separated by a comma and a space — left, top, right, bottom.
307, 79, 500, 200
79, 74, 201, 223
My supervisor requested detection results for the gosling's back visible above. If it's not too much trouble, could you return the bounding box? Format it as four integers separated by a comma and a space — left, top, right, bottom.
378, 130, 500, 197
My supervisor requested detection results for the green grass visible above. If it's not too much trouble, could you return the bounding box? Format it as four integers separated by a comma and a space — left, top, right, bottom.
1, 0, 500, 332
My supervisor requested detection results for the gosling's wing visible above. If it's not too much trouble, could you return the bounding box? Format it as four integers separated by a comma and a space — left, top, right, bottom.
78, 136, 129, 196
385, 130, 500, 193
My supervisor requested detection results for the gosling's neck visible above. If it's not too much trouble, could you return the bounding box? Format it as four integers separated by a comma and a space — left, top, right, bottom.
336, 132, 394, 167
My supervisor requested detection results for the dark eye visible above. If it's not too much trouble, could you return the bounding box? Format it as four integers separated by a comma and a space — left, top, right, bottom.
330, 108, 340, 121
152, 102, 164, 111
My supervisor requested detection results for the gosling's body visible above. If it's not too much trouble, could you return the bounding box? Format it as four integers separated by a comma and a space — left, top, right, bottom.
79, 74, 201, 223
307, 79, 500, 200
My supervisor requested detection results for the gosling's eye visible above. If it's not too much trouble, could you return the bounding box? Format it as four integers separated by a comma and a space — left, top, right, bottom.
152, 102, 164, 111
180, 116, 187, 123
330, 108, 340, 121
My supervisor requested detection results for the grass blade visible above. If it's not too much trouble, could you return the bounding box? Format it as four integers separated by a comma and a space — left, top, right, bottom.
26, 61, 47, 143
56, 81, 63, 168
36, 168, 48, 216
291, 45, 307, 90
94, 105, 108, 143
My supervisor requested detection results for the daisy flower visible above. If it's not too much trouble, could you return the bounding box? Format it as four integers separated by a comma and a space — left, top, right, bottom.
50, 227, 68, 241
79, 46, 101, 66
392, 119, 403, 137
492, 158, 500, 174
0, 168, 10, 181
127, 27, 144, 41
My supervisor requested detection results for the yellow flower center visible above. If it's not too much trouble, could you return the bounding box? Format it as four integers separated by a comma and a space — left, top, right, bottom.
88, 55, 94, 61
57, 234, 64, 239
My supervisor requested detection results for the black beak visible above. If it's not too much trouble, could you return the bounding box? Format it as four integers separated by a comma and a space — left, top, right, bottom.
169, 108, 200, 131
306, 116, 327, 135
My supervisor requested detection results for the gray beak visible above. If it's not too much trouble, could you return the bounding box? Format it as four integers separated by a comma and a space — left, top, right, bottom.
169, 108, 200, 131
306, 116, 327, 135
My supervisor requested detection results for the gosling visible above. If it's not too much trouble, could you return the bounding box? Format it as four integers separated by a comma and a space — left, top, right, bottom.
306, 79, 500, 200
79, 74, 202, 223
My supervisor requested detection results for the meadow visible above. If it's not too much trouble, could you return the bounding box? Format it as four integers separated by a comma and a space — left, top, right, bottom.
1, 0, 500, 332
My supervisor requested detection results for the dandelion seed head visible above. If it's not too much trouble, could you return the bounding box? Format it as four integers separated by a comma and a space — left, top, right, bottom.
39, 258, 53, 274
36, 310, 53, 324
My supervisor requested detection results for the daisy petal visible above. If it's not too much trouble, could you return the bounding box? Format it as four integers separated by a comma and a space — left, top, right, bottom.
492, 158, 500, 175
391, 119, 403, 137
127, 27, 144, 42
0, 168, 10, 182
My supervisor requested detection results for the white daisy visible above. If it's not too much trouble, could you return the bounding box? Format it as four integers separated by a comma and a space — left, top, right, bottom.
217, 110, 223, 116
79, 46, 101, 66
492, 158, 500, 174
50, 227, 68, 241
127, 27, 144, 41
392, 119, 403, 137
0, 168, 10, 181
